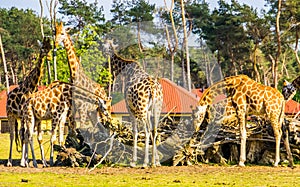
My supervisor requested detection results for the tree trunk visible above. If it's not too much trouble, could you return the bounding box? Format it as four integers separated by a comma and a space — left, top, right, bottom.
294, 26, 300, 67
39, 0, 44, 38
274, 0, 282, 89
164, 0, 178, 82
253, 43, 261, 82
0, 35, 10, 93
180, 0, 191, 91
49, 0, 58, 82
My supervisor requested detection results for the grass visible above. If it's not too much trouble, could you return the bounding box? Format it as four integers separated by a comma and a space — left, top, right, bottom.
1, 133, 300, 187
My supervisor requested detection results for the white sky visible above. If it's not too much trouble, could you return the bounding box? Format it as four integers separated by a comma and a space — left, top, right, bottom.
0, 0, 265, 19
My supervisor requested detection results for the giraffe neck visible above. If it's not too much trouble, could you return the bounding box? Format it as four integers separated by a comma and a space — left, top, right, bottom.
292, 76, 300, 90
20, 47, 48, 93
111, 53, 140, 77
198, 75, 247, 106
63, 34, 80, 82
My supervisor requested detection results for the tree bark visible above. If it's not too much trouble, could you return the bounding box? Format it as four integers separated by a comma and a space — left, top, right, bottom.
180, 0, 191, 91
0, 35, 10, 94
274, 0, 282, 89
164, 0, 178, 82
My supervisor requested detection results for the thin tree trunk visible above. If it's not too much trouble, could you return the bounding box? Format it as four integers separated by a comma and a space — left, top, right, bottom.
164, 0, 178, 82
253, 43, 261, 82
274, 0, 282, 89
180, 0, 191, 91
294, 27, 300, 66
49, 0, 58, 81
0, 35, 10, 94
39, 0, 44, 38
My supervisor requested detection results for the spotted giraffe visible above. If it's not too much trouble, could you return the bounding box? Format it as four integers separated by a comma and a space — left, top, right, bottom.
109, 51, 163, 168
282, 75, 300, 100
55, 22, 111, 130
20, 80, 110, 167
193, 75, 293, 167
6, 37, 52, 167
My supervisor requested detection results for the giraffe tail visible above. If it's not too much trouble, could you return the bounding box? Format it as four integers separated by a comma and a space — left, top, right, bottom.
14, 120, 22, 152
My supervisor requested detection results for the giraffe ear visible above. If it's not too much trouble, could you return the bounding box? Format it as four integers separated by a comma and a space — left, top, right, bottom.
65, 27, 71, 33
283, 80, 290, 86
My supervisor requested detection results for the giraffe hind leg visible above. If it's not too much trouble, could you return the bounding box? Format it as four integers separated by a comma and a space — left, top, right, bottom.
130, 118, 138, 168
7, 117, 16, 167
142, 119, 150, 168
37, 121, 49, 167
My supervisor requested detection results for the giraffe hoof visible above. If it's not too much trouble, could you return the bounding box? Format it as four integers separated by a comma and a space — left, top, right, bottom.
20, 162, 28, 168
6, 162, 12, 167
130, 162, 136, 168
238, 162, 245, 167
142, 164, 149, 169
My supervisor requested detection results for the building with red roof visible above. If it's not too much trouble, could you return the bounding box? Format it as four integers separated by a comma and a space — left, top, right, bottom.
0, 79, 299, 132
0, 85, 47, 133
111, 78, 199, 122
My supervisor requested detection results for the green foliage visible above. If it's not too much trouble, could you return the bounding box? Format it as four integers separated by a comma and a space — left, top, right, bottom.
111, 92, 124, 105
0, 7, 51, 84
58, 0, 106, 34
76, 24, 112, 86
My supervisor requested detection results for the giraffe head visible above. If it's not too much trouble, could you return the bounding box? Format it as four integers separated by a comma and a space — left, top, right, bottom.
192, 105, 208, 132
282, 80, 297, 100
55, 22, 67, 47
97, 97, 112, 123
39, 37, 52, 56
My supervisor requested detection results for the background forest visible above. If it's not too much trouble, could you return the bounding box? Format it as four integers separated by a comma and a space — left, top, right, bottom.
0, 0, 299, 102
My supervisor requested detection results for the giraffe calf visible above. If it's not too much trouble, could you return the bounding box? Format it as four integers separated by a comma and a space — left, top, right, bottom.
20, 81, 110, 168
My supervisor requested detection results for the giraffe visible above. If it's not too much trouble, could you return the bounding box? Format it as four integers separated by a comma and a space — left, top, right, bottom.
282, 75, 300, 100
193, 75, 293, 167
109, 51, 163, 168
6, 37, 52, 167
20, 80, 110, 167
55, 22, 111, 131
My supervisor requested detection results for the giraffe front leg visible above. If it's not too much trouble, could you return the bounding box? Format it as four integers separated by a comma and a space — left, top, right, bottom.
239, 117, 247, 167
130, 119, 138, 168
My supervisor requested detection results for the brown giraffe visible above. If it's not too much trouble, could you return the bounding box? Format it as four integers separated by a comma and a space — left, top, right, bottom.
193, 75, 293, 167
55, 22, 111, 130
20, 80, 110, 167
6, 37, 52, 167
282, 75, 300, 100
109, 51, 163, 168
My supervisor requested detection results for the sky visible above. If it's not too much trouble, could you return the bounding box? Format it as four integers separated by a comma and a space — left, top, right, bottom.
0, 0, 265, 19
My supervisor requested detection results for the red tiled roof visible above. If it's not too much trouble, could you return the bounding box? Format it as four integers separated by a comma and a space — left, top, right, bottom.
112, 78, 199, 114
112, 81, 300, 116
285, 100, 300, 115
0, 85, 47, 118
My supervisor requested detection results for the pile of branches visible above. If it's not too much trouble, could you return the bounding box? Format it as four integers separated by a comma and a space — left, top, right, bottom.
172, 114, 300, 166
54, 129, 105, 167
